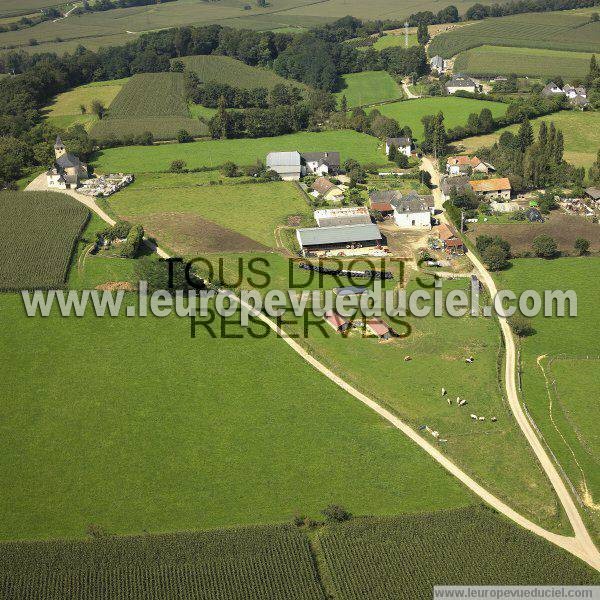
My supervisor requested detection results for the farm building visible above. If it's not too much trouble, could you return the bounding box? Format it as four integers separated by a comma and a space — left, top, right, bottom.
390, 191, 434, 229
469, 178, 511, 201
447, 155, 495, 176
438, 223, 464, 254
323, 311, 350, 333
365, 318, 394, 340
369, 190, 401, 214
386, 137, 412, 157
46, 136, 88, 190
445, 74, 477, 94
296, 223, 383, 256
312, 177, 344, 201
541, 81, 564, 97
440, 175, 472, 201
430, 55, 446, 73
266, 151, 303, 180
266, 151, 340, 180
585, 187, 600, 202
314, 206, 371, 227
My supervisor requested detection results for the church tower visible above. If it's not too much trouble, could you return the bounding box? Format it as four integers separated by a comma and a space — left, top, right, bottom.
54, 135, 66, 159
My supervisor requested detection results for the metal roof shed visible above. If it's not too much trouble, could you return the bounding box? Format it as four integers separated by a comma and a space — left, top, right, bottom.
296, 224, 382, 248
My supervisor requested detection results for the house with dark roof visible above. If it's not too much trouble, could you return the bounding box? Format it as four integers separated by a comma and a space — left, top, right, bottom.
440, 175, 472, 201
385, 137, 412, 157
302, 152, 340, 176
541, 82, 564, 97
430, 55, 446, 73
445, 74, 477, 94
390, 190, 434, 229
46, 136, 89, 190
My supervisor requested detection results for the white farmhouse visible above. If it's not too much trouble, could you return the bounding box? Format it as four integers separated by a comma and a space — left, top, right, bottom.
430, 55, 446, 73
391, 191, 434, 229
386, 137, 412, 157
445, 74, 477, 94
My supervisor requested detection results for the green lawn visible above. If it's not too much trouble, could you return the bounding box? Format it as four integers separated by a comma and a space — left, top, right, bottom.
108, 177, 312, 248
454, 45, 597, 79
93, 130, 389, 173
0, 291, 474, 541
372, 33, 417, 50
460, 110, 600, 168
335, 71, 403, 108
373, 97, 508, 142
495, 258, 600, 541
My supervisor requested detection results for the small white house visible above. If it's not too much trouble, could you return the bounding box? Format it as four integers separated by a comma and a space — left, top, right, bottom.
386, 137, 412, 157
430, 55, 446, 73
391, 191, 434, 229
445, 74, 477, 95
302, 152, 340, 176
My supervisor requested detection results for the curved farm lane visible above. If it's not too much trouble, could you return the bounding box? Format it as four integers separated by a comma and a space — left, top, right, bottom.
420, 156, 600, 570
28, 173, 600, 569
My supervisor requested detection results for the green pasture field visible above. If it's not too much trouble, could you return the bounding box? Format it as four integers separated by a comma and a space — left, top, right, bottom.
188, 103, 217, 119
459, 110, 600, 169
335, 71, 403, 108
177, 54, 307, 91
93, 130, 389, 173
0, 288, 474, 540
89, 73, 208, 141
454, 45, 596, 80
372, 33, 417, 50
107, 177, 311, 249
44, 78, 129, 132
280, 273, 567, 533
0, 191, 89, 291
0, 0, 65, 18
495, 258, 600, 540
372, 96, 507, 142
429, 11, 600, 58
318, 507, 600, 599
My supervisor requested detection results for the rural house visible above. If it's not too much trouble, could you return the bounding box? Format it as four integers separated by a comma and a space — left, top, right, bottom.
368, 190, 398, 215
469, 177, 512, 201
314, 206, 371, 227
440, 175, 472, 201
437, 223, 464, 254
446, 156, 472, 176
390, 190, 434, 229
541, 82, 564, 97
386, 137, 412, 157
266, 151, 303, 180
445, 74, 477, 95
430, 55, 446, 73
470, 156, 495, 174
302, 152, 340, 176
46, 136, 88, 190
296, 223, 383, 256
312, 177, 344, 201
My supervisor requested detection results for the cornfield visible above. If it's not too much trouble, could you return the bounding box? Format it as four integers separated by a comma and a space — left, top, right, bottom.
0, 525, 326, 600
317, 506, 600, 599
0, 191, 89, 291
90, 73, 209, 141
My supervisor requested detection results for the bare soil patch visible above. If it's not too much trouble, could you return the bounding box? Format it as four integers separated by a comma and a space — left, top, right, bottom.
95, 281, 136, 291
466, 212, 600, 256
141, 212, 270, 255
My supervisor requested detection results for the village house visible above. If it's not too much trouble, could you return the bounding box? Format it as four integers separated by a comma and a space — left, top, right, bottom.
585, 187, 600, 203
446, 156, 472, 176
440, 175, 472, 201
541, 82, 589, 109
385, 137, 412, 157
314, 206, 371, 227
541, 81, 564, 97
430, 55, 446, 73
46, 135, 88, 190
445, 74, 477, 95
390, 190, 434, 229
266, 151, 340, 180
438, 223, 464, 254
469, 177, 512, 201
368, 190, 396, 216
312, 176, 344, 201
296, 223, 383, 256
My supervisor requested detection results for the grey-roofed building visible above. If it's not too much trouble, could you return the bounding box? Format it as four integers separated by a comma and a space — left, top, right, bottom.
585, 187, 600, 201
266, 151, 302, 180
386, 137, 412, 157
46, 135, 88, 189
440, 175, 472, 200
541, 81, 564, 97
430, 55, 445, 73
571, 94, 590, 110
296, 223, 383, 256
445, 74, 477, 94
390, 190, 434, 229
301, 151, 340, 176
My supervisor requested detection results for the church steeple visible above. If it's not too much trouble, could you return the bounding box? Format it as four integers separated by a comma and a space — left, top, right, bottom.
54, 135, 66, 159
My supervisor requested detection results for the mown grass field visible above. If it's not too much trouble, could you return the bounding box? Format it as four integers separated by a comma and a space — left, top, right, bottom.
373, 96, 507, 141
318, 507, 600, 599
0, 525, 326, 599
177, 54, 306, 90
429, 11, 600, 58
93, 130, 389, 173
108, 176, 312, 249
0, 0, 65, 18
280, 273, 567, 533
495, 258, 600, 541
454, 45, 596, 79
89, 73, 208, 141
0, 289, 474, 540
335, 71, 402, 108
0, 191, 89, 290
371, 33, 417, 50
44, 78, 129, 132
459, 110, 600, 168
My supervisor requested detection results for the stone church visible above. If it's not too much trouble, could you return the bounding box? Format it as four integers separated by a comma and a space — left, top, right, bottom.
46, 136, 89, 190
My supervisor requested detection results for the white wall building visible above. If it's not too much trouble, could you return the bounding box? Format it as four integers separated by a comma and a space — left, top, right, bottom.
385, 137, 412, 157
391, 191, 434, 229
